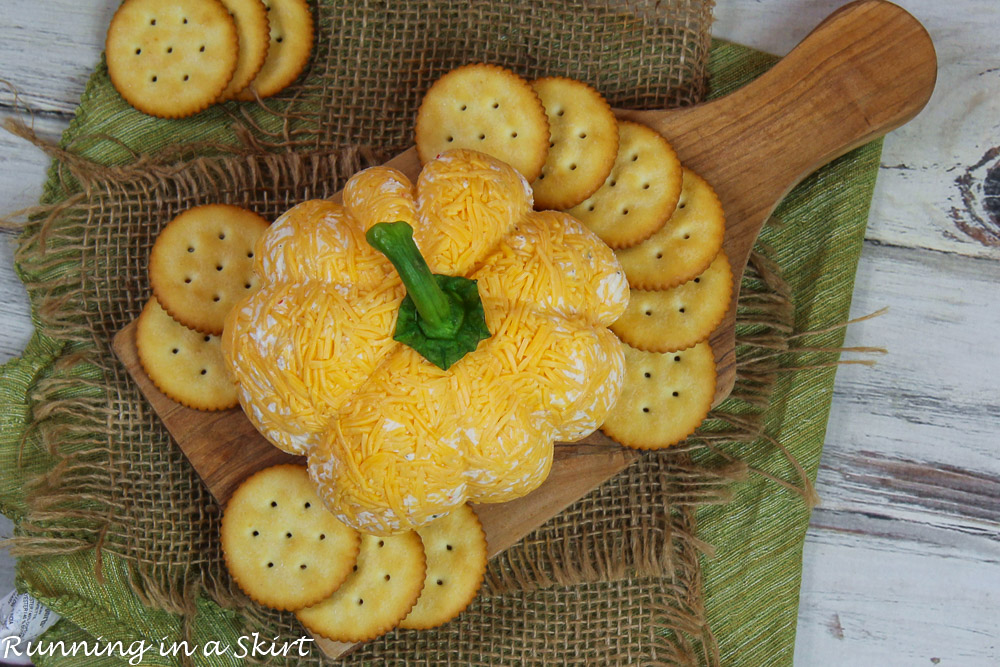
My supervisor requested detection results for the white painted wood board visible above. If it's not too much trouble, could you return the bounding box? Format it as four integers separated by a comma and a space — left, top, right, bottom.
714, 0, 1000, 261
0, 515, 14, 594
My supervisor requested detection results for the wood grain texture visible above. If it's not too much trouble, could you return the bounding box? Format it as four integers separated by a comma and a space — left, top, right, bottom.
796, 532, 999, 665
626, 0, 936, 274
1, 0, 999, 663
808, 242, 1000, 560
0, 112, 62, 361
0, 0, 115, 115
0, 516, 14, 595
0, 228, 34, 360
0, 113, 64, 213
796, 241, 1000, 663
714, 0, 1000, 262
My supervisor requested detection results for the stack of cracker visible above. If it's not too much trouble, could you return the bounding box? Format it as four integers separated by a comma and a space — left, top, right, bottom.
598, 166, 732, 449
221, 465, 488, 641
104, 0, 314, 118
416, 64, 732, 450
138, 204, 269, 410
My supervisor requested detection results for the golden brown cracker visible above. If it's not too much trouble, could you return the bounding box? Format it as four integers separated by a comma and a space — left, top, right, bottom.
565, 120, 682, 249
296, 532, 427, 642
415, 64, 550, 181
611, 250, 732, 353
149, 204, 269, 335
530, 77, 618, 210
614, 167, 726, 290
106, 0, 239, 118
236, 0, 313, 99
136, 298, 239, 410
221, 464, 360, 611
400, 504, 487, 630
217, 0, 271, 100
601, 342, 716, 450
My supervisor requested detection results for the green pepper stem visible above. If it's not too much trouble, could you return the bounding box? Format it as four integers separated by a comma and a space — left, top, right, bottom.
366, 221, 464, 339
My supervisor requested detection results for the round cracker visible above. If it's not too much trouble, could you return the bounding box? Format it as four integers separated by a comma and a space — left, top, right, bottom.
601, 342, 716, 450
296, 532, 426, 642
415, 64, 550, 182
221, 464, 360, 611
149, 204, 269, 335
136, 298, 239, 410
400, 504, 487, 630
565, 120, 682, 249
106, 0, 239, 118
217, 0, 271, 100
236, 0, 313, 100
530, 77, 618, 210
611, 250, 733, 353
614, 167, 726, 290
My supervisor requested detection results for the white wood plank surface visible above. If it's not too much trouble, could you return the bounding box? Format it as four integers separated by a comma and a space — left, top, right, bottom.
0, 515, 14, 594
0, 114, 58, 360
0, 0, 114, 115
715, 0, 1000, 261
795, 242, 1000, 664
796, 533, 998, 665
0, 0, 998, 664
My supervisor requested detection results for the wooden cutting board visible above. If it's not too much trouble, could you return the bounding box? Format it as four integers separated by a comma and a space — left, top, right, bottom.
112, 0, 935, 658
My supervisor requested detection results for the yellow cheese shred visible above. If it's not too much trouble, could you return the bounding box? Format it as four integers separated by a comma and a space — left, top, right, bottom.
414, 150, 531, 275
474, 210, 629, 327
343, 167, 419, 233
256, 199, 390, 290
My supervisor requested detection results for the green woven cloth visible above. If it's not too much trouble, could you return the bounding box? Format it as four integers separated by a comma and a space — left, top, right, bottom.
696, 43, 881, 665
0, 20, 881, 667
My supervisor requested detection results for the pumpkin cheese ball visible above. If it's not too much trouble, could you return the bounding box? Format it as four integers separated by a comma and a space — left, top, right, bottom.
223, 149, 629, 535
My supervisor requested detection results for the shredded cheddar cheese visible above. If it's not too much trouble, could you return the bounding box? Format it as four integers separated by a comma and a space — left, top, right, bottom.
343, 167, 419, 233
414, 151, 533, 275
222, 149, 630, 535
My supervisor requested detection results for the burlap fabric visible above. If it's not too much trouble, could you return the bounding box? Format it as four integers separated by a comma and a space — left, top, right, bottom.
0, 1, 885, 665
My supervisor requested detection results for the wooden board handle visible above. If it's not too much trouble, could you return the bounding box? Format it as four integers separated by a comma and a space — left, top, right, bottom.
620, 0, 937, 274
